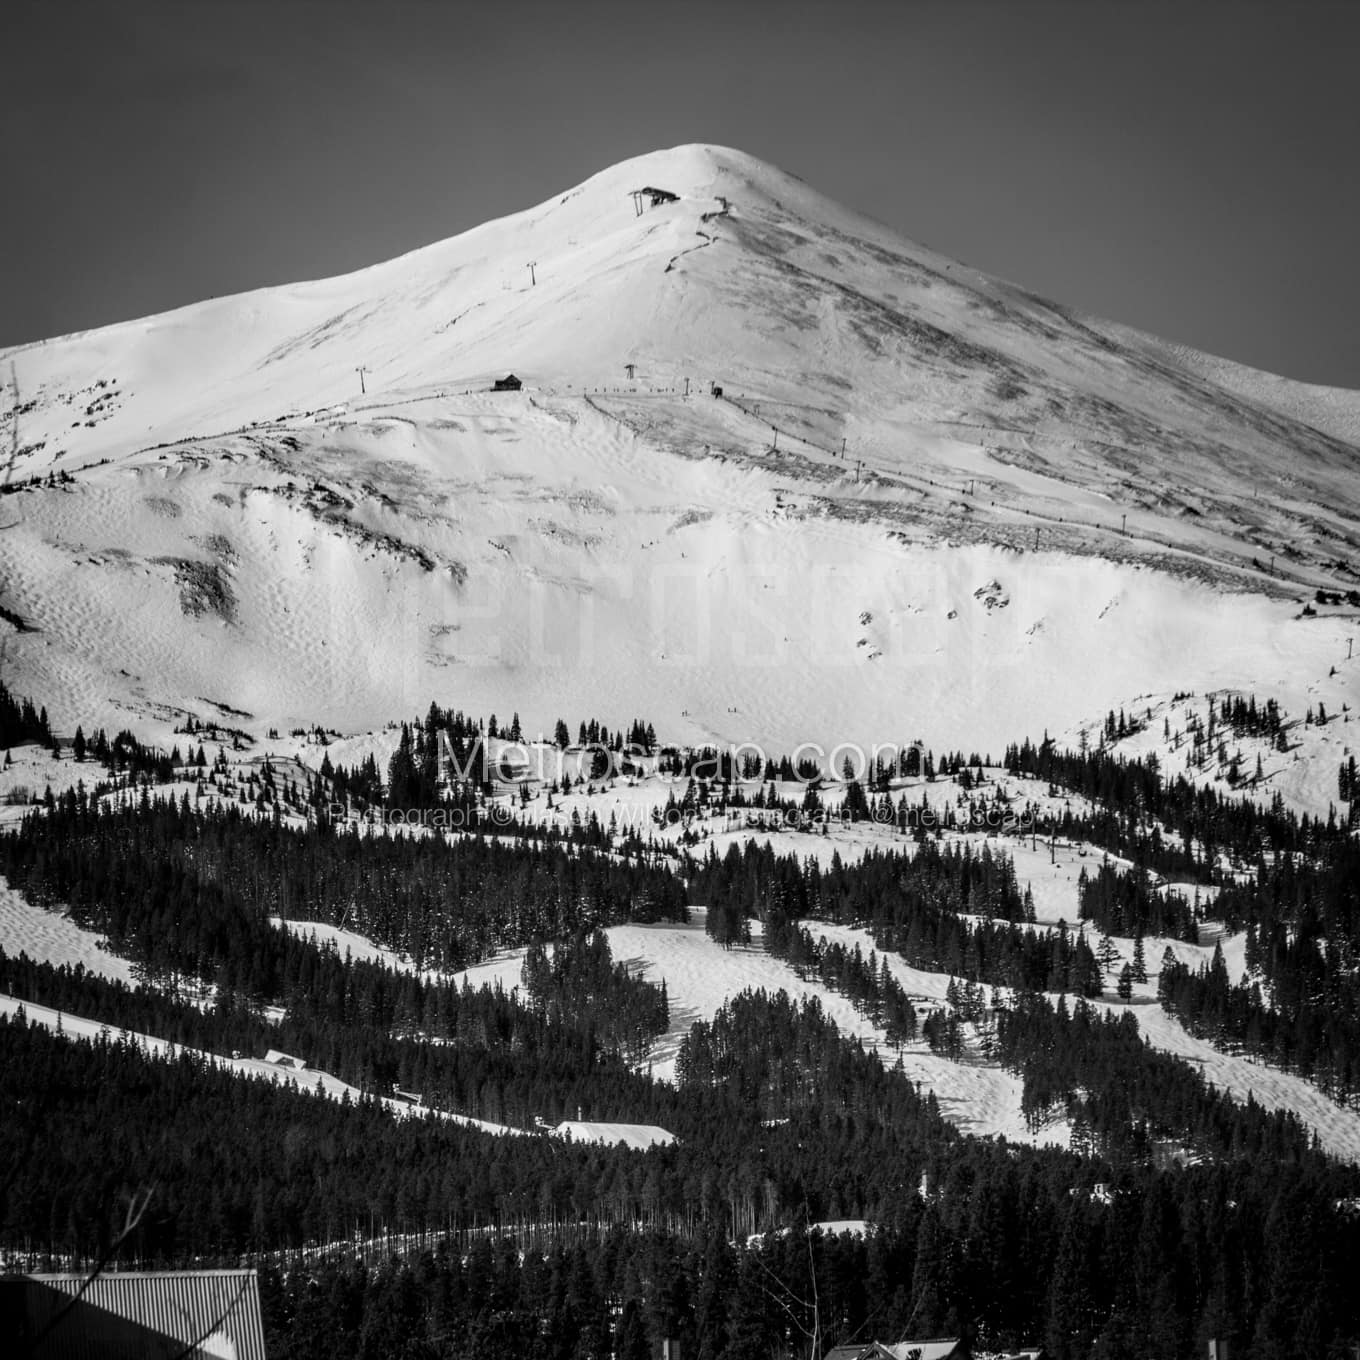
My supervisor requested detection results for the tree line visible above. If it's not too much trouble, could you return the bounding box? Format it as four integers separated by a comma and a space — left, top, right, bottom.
0, 679, 52, 751
0, 790, 687, 986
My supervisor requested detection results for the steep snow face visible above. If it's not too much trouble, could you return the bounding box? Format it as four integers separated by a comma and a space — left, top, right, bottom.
1, 144, 1357, 746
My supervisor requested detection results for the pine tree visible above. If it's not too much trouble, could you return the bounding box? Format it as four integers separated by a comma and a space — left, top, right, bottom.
1131, 931, 1148, 984
1117, 963, 1134, 1001
1148, 947, 1177, 1007
1097, 932, 1120, 979
385, 725, 419, 810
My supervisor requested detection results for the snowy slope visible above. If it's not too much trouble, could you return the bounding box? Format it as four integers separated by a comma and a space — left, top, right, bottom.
6, 808, 1341, 1157
1085, 688, 1358, 822
0, 993, 513, 1135
454, 911, 1059, 1149
271, 917, 451, 981
0, 143, 1355, 763
0, 879, 135, 984
1098, 318, 1360, 448
810, 918, 1360, 1164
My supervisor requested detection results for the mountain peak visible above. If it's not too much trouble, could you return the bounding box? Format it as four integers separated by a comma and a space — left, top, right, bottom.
1, 146, 1356, 746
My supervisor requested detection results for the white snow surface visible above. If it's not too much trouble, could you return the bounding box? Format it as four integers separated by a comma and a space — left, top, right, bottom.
552, 1120, 675, 1150
0, 143, 1354, 768
0, 878, 135, 983
812, 1219, 870, 1237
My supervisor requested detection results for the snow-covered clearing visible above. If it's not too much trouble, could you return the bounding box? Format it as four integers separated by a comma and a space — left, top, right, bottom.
611, 912, 1062, 1148
552, 1120, 675, 1150
749, 1219, 870, 1245
0, 879, 135, 983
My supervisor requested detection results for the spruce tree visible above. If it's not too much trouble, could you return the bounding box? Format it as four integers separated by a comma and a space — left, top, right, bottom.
1131, 931, 1148, 984
1097, 932, 1120, 979
1117, 963, 1134, 1002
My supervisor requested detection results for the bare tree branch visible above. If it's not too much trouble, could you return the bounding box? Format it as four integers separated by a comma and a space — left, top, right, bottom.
166, 1275, 252, 1360
29, 1184, 157, 1350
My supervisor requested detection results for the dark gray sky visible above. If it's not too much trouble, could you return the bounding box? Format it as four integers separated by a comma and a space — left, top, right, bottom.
2, 0, 1357, 385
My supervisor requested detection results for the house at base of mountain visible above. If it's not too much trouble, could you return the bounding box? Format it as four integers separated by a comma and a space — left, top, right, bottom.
1, 1268, 267, 1359
492, 373, 522, 391
828, 1343, 1043, 1360
825, 1340, 972, 1360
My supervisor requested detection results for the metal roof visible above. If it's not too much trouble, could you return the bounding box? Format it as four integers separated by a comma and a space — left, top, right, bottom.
2, 1268, 266, 1360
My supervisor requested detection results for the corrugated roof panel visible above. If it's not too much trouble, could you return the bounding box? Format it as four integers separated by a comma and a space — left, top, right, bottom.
4, 1269, 266, 1360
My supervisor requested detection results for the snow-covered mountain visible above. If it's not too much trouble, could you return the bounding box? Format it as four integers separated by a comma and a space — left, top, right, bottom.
1, 143, 1356, 751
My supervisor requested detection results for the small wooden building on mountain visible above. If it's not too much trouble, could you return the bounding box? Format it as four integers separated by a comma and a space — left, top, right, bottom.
264, 1048, 307, 1069
492, 374, 522, 392
629, 186, 680, 215
495, 750, 532, 783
